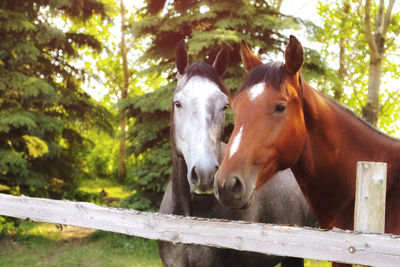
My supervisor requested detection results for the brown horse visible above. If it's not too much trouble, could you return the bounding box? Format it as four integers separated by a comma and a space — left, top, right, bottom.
214, 35, 400, 265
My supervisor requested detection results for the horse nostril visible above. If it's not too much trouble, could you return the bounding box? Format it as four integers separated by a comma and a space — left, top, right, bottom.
227, 177, 244, 200
191, 166, 199, 185
215, 165, 219, 171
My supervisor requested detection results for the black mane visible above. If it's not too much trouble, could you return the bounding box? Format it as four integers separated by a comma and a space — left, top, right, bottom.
237, 62, 286, 96
183, 61, 229, 96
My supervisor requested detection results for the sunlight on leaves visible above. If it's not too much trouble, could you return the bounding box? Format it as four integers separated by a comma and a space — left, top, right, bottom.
22, 135, 49, 158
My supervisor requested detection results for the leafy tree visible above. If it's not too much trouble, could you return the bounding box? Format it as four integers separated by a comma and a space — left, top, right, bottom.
117, 0, 130, 182
0, 0, 112, 198
363, 0, 398, 126
80, 126, 119, 180
314, 0, 400, 131
124, 0, 328, 210
75, 0, 159, 187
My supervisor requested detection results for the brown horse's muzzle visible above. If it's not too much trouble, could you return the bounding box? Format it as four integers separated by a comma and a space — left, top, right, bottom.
214, 173, 255, 209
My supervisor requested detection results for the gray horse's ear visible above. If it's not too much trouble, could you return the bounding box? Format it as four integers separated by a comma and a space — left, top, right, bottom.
213, 43, 229, 76
176, 39, 188, 75
284, 35, 304, 75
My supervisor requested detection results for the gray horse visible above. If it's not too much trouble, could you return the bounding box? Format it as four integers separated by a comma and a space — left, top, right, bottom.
158, 41, 317, 267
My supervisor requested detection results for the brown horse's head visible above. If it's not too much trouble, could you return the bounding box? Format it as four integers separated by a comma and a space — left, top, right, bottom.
214, 36, 306, 209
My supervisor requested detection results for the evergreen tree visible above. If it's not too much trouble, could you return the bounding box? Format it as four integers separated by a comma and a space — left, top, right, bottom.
123, 0, 327, 210
0, 0, 112, 198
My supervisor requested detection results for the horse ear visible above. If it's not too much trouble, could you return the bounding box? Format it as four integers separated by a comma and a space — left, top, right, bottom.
212, 43, 230, 76
176, 39, 188, 75
284, 35, 304, 75
240, 40, 262, 72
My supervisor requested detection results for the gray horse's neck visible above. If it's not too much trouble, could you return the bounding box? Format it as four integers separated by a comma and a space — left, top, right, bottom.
170, 153, 191, 215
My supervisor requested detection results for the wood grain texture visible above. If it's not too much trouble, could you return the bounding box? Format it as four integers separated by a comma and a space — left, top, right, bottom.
354, 161, 387, 267
0, 193, 399, 266
355, 161, 387, 233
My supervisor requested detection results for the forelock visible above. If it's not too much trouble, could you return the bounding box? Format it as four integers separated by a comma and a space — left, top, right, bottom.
237, 62, 286, 96
178, 62, 229, 96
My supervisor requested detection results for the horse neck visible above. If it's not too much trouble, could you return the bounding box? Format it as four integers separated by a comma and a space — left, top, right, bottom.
170, 152, 192, 215
293, 82, 400, 228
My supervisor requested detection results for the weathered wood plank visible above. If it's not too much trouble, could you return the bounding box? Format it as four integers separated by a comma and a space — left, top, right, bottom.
354, 162, 387, 267
355, 161, 387, 233
0, 193, 399, 266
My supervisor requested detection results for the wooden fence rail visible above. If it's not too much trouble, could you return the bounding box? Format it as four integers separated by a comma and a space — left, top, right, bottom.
0, 193, 399, 266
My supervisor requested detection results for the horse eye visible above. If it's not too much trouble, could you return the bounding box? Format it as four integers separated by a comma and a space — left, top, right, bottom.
222, 104, 229, 111
274, 104, 286, 113
174, 101, 182, 108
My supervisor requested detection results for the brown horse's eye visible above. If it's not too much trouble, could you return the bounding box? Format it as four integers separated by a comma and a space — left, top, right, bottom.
275, 104, 286, 113
174, 101, 182, 108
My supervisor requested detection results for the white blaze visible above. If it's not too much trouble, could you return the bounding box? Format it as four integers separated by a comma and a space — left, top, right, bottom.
173, 75, 228, 188
229, 126, 243, 159
248, 83, 265, 101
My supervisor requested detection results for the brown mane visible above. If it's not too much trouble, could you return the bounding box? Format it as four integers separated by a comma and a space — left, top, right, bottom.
236, 62, 286, 96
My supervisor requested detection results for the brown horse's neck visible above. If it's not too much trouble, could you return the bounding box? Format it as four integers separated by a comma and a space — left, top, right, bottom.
292, 82, 400, 229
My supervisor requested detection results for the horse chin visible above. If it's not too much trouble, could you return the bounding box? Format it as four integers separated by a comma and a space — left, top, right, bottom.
190, 185, 214, 195
239, 190, 255, 209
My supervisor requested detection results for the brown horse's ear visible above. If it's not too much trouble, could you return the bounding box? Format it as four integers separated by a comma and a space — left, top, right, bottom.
176, 39, 188, 75
212, 43, 229, 76
284, 35, 304, 75
240, 40, 262, 72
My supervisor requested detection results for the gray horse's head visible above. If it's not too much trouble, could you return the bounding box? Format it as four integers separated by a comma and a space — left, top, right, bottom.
172, 40, 229, 194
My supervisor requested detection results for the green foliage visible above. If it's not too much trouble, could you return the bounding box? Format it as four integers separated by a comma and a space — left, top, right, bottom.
0, 217, 25, 236
313, 0, 400, 132
0, 0, 113, 199
124, 84, 173, 210
82, 127, 119, 180
22, 135, 49, 158
0, 151, 28, 177
133, 0, 309, 81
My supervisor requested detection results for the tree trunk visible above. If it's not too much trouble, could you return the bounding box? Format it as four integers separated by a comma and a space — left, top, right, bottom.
118, 0, 129, 182
362, 0, 395, 127
334, 0, 349, 101
118, 111, 127, 182
275, 0, 283, 11
362, 56, 383, 127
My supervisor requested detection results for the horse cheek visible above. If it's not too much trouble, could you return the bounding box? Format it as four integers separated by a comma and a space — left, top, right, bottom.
278, 113, 306, 169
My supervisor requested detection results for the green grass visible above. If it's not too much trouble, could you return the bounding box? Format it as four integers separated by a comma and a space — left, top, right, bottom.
305, 259, 331, 267
79, 177, 133, 199
0, 223, 162, 267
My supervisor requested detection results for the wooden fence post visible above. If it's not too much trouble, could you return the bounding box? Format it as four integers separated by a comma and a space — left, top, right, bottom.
353, 161, 387, 267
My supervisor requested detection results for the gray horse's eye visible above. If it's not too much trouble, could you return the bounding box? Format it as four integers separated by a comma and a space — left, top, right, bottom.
174, 101, 182, 108
222, 104, 229, 111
